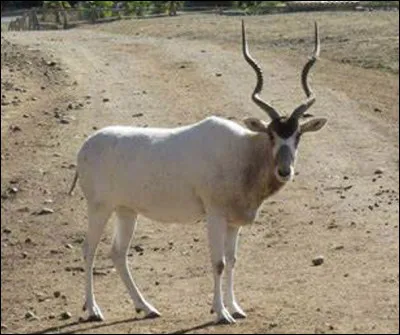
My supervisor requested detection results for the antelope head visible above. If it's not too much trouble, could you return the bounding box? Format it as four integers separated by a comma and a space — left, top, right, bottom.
242, 20, 327, 183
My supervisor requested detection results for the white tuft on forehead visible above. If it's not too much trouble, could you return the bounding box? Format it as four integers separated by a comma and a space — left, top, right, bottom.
271, 130, 299, 158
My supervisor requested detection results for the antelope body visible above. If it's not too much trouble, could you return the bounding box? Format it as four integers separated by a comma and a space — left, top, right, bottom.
69, 21, 327, 324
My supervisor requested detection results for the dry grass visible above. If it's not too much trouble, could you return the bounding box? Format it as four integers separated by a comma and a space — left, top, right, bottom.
91, 11, 399, 74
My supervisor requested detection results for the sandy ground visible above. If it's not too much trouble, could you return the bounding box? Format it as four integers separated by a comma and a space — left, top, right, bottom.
1, 11, 399, 334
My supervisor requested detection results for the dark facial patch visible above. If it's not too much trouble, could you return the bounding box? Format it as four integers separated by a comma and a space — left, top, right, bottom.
269, 117, 299, 139
295, 132, 301, 147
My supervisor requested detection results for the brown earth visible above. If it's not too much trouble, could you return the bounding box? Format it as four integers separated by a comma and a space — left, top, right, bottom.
1, 11, 399, 334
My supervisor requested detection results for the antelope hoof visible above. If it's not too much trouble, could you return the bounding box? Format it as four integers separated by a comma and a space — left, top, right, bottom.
87, 314, 104, 322
145, 311, 161, 319
83, 301, 104, 322
215, 309, 236, 325
136, 306, 161, 319
232, 311, 247, 319
216, 316, 236, 325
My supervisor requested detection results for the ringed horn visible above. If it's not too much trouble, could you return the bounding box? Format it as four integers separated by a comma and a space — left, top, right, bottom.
241, 20, 320, 120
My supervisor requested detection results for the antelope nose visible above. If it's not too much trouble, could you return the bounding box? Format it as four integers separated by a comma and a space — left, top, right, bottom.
278, 167, 291, 178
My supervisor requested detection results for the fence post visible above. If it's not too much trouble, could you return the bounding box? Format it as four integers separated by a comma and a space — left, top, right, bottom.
22, 12, 28, 30
61, 9, 68, 29
16, 17, 22, 31
55, 9, 61, 24
31, 9, 40, 30
90, 8, 97, 23
28, 10, 34, 30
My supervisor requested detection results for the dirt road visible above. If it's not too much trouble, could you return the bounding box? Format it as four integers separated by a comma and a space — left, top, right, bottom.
1, 13, 399, 334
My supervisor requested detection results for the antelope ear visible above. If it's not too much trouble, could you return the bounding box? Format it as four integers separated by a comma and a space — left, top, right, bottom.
243, 117, 269, 132
300, 117, 327, 133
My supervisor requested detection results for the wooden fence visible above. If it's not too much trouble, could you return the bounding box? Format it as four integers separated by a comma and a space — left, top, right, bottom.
5, 6, 226, 31
286, 1, 361, 10
7, 9, 40, 31
5, 2, 398, 32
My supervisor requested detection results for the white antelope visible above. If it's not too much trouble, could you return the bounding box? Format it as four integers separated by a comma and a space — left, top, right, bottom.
69, 20, 327, 324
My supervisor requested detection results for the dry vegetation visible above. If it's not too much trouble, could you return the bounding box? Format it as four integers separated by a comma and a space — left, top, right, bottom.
95, 11, 399, 73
